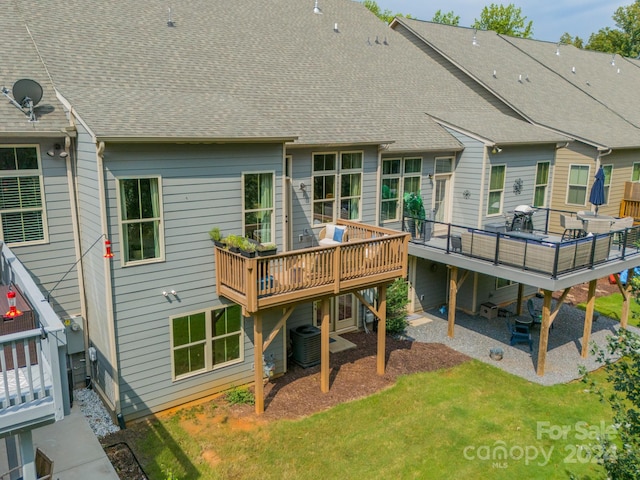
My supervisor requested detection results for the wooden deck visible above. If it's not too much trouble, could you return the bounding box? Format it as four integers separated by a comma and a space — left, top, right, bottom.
215, 220, 410, 315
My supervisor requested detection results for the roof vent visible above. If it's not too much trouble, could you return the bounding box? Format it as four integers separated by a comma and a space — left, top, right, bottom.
167, 7, 175, 27
313, 0, 322, 14
1, 79, 43, 122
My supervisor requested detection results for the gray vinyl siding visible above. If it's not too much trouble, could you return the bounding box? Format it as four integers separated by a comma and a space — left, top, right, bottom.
75, 124, 117, 404
412, 257, 448, 311
446, 131, 485, 229
101, 142, 286, 419
1, 138, 80, 318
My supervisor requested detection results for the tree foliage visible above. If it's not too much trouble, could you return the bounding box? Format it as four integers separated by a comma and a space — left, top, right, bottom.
559, 32, 584, 49
432, 9, 460, 26
472, 3, 533, 38
585, 1, 640, 57
362, 0, 410, 24
581, 330, 640, 479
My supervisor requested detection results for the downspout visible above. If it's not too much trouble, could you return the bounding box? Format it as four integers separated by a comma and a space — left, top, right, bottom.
477, 145, 489, 229
96, 141, 121, 417
596, 148, 612, 169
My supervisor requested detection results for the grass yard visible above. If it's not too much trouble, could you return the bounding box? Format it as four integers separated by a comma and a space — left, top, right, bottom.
578, 292, 640, 327
125, 361, 612, 479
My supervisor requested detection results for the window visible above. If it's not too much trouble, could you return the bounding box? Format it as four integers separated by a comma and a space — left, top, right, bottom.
313, 152, 363, 224
566, 165, 590, 205
380, 157, 422, 222
313, 153, 336, 224
171, 305, 243, 379
340, 152, 362, 220
602, 165, 612, 205
487, 165, 506, 215
243, 172, 274, 242
0, 146, 47, 245
381, 159, 400, 221
533, 162, 550, 207
632, 163, 640, 182
118, 177, 163, 264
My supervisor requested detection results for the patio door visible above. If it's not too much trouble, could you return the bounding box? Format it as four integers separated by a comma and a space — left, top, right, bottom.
432, 157, 454, 235
314, 294, 358, 333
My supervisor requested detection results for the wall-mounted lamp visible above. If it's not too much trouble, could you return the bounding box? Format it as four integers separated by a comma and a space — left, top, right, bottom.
491, 146, 502, 154
299, 182, 306, 191
427, 173, 433, 180
47, 144, 69, 158
4, 289, 23, 318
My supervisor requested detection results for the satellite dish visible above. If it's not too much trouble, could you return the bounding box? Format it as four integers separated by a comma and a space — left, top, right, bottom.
12, 79, 43, 108
0, 79, 43, 122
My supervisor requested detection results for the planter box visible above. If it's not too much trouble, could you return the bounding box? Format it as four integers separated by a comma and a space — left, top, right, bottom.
257, 248, 277, 257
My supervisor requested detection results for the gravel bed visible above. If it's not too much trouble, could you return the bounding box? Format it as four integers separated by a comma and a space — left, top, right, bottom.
74, 388, 121, 438
404, 297, 640, 386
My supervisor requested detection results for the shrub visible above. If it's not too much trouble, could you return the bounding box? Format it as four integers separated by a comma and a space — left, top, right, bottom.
225, 386, 255, 406
386, 278, 409, 336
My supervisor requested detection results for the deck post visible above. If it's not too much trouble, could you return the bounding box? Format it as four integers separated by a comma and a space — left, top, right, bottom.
582, 279, 597, 358
447, 266, 458, 338
254, 313, 264, 414
536, 290, 553, 376
377, 284, 387, 375
321, 298, 330, 392
516, 283, 524, 316
620, 269, 634, 329
19, 431, 35, 480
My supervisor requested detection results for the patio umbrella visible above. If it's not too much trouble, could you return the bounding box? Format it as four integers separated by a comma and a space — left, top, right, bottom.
589, 166, 606, 216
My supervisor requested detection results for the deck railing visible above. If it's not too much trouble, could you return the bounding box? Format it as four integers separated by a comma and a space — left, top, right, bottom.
620, 199, 640, 223
215, 221, 409, 313
0, 329, 52, 410
405, 214, 640, 279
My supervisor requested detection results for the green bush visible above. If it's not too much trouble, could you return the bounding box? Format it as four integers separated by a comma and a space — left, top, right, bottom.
386, 278, 409, 336
225, 386, 255, 406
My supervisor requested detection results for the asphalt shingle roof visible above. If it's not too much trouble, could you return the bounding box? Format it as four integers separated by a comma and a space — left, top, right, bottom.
9, 0, 564, 151
0, 1, 68, 135
396, 18, 640, 149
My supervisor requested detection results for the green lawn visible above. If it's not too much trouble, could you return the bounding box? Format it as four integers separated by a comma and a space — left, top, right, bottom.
128, 361, 613, 479
577, 292, 640, 327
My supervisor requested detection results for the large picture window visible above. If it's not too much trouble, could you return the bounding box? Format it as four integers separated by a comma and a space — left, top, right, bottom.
533, 162, 550, 207
602, 164, 612, 205
313, 152, 363, 224
118, 177, 163, 264
171, 305, 243, 380
243, 172, 274, 242
0, 146, 46, 245
566, 165, 590, 205
487, 165, 506, 215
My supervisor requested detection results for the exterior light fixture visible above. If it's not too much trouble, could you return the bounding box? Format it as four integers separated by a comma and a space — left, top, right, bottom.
104, 239, 114, 258
5, 289, 23, 318
47, 144, 68, 158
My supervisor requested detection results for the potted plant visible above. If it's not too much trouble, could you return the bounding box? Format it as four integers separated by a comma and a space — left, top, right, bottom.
256, 242, 277, 257
403, 192, 426, 238
225, 234, 242, 253
239, 238, 257, 258
209, 227, 226, 248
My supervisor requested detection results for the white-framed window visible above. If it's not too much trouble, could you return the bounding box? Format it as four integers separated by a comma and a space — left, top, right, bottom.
602, 164, 613, 205
243, 172, 274, 242
171, 304, 244, 380
632, 162, 640, 182
0, 145, 47, 245
487, 164, 506, 215
380, 157, 422, 222
533, 161, 550, 207
340, 152, 362, 220
312, 151, 363, 224
566, 165, 590, 205
117, 177, 164, 265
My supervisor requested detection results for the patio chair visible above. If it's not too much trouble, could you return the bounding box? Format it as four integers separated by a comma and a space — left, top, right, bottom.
527, 298, 554, 329
36, 448, 54, 480
507, 321, 533, 352
560, 214, 585, 241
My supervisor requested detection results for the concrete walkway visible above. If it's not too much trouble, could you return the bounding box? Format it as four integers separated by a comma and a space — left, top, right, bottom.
0, 405, 119, 480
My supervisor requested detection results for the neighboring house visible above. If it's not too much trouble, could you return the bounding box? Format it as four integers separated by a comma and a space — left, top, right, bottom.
1, 0, 640, 443
391, 19, 640, 232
